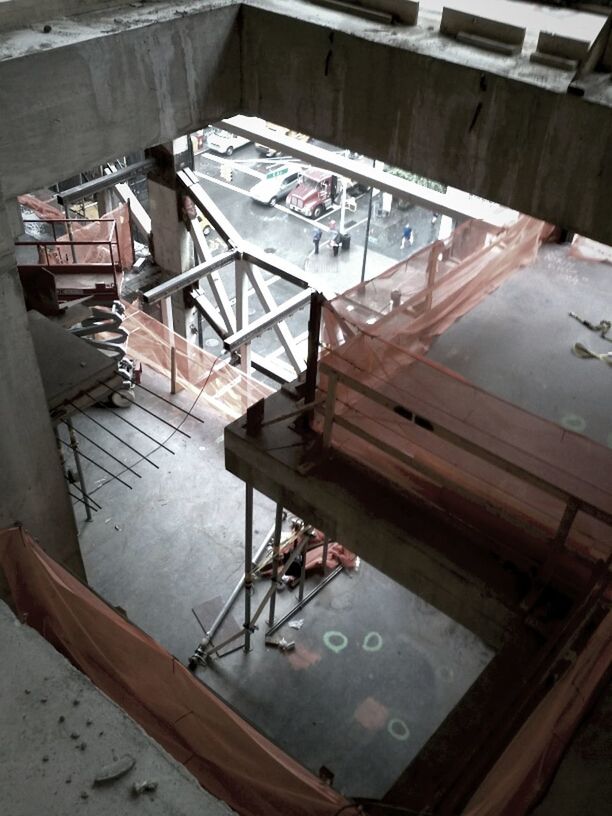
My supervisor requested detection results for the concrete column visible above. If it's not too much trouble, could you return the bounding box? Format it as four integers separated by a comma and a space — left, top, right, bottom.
0, 189, 85, 601
147, 141, 193, 338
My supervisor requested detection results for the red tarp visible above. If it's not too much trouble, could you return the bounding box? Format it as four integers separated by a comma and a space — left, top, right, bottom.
0, 527, 347, 816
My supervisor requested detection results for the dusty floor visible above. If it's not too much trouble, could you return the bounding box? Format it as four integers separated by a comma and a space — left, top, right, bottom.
71, 368, 493, 799
429, 243, 612, 447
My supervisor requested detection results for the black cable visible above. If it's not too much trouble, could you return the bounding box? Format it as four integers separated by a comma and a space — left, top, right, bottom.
88, 354, 220, 495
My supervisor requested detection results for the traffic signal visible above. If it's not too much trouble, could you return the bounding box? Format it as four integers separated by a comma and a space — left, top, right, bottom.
220, 162, 233, 183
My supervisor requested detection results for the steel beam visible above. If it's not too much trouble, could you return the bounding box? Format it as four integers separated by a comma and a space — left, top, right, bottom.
220, 116, 511, 225
188, 218, 236, 334
57, 160, 155, 205
224, 288, 314, 353
192, 288, 229, 340
241, 241, 323, 292
250, 352, 294, 384
247, 265, 304, 375
178, 167, 243, 247
142, 248, 239, 304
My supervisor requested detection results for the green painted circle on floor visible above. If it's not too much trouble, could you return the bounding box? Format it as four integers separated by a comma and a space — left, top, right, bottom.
387, 718, 410, 741
323, 631, 348, 654
561, 413, 586, 433
362, 632, 383, 652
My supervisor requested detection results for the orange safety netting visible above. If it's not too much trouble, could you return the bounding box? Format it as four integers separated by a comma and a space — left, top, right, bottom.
19, 194, 134, 270
464, 607, 612, 816
0, 527, 347, 816
315, 215, 612, 575
122, 304, 272, 420
323, 214, 552, 357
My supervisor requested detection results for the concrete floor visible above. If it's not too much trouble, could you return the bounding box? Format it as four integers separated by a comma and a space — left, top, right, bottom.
0, 601, 234, 816
429, 244, 612, 448
73, 369, 493, 799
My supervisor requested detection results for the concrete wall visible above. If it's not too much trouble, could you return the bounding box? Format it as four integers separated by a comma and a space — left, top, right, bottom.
0, 186, 84, 588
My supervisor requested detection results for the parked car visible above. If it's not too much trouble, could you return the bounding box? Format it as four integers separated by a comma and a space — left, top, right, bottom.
255, 122, 310, 157
205, 127, 251, 156
249, 166, 301, 206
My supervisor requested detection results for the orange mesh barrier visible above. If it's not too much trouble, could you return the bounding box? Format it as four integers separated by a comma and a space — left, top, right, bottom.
315, 216, 612, 578
0, 527, 347, 816
464, 607, 612, 816
324, 215, 552, 358
123, 304, 272, 420
19, 195, 134, 270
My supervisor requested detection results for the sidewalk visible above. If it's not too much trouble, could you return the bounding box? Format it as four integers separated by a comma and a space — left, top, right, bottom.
303, 241, 398, 295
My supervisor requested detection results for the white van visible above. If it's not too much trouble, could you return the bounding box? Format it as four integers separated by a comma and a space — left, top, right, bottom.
249, 166, 301, 207
205, 127, 251, 156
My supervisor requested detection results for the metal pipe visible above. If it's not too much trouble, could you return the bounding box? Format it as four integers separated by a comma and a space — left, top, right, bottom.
134, 382, 204, 422
188, 520, 277, 668
194, 528, 308, 664
266, 566, 343, 637
59, 438, 133, 490
360, 183, 374, 284
98, 382, 191, 437
298, 530, 307, 603
70, 424, 142, 478
68, 402, 160, 469
65, 418, 92, 521
322, 536, 329, 576
84, 391, 175, 454
244, 483, 254, 653
268, 504, 284, 628
67, 490, 98, 512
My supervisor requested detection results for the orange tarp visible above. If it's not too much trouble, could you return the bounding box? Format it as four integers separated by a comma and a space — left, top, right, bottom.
464, 607, 612, 816
122, 305, 272, 420
0, 527, 347, 816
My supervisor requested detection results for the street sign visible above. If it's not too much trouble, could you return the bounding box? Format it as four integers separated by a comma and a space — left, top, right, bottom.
266, 167, 289, 180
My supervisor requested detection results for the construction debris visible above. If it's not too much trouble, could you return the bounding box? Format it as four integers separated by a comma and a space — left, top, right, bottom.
132, 780, 158, 796
93, 754, 136, 786
265, 637, 295, 652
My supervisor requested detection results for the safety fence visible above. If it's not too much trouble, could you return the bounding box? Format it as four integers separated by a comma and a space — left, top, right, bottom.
314, 215, 612, 573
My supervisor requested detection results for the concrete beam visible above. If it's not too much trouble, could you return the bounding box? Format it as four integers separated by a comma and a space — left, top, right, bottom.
225, 387, 523, 650
1, 0, 612, 245
240, 1, 612, 245
0, 1, 241, 198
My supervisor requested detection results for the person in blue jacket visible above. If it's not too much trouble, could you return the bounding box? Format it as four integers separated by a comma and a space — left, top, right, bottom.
401, 222, 414, 249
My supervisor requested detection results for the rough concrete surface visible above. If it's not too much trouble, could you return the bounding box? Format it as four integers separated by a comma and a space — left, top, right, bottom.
0, 600, 235, 816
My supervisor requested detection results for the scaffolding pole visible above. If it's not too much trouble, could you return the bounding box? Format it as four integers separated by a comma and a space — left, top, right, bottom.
244, 483, 254, 653
267, 504, 284, 628
66, 418, 93, 522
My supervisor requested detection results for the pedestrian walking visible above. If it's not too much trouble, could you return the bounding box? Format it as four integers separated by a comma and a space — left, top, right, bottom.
312, 226, 322, 255
401, 223, 414, 249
